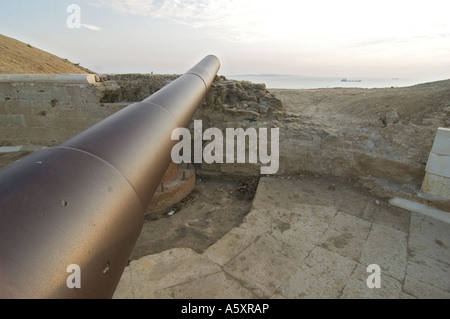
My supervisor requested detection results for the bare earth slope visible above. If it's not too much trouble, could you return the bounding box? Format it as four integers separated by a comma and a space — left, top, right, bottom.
270, 79, 450, 128
0, 34, 93, 74
270, 79, 450, 198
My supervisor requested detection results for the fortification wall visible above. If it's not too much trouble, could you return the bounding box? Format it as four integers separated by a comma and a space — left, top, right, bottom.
1, 74, 446, 201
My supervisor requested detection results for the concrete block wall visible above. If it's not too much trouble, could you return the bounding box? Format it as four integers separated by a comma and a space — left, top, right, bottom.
0, 80, 126, 147
421, 127, 450, 199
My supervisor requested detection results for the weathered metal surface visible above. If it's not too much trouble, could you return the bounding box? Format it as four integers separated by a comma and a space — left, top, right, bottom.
0, 55, 220, 298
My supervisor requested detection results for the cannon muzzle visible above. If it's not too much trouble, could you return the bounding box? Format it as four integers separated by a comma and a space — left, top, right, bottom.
0, 55, 220, 298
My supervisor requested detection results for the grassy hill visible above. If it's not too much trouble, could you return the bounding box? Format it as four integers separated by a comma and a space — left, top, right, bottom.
0, 34, 94, 74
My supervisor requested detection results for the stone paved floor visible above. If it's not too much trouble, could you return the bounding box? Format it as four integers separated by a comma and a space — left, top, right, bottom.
113, 176, 450, 299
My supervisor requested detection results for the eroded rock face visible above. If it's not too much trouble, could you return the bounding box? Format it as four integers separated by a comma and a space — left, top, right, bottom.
196, 76, 284, 127
179, 76, 285, 178
98, 74, 179, 103
96, 74, 285, 123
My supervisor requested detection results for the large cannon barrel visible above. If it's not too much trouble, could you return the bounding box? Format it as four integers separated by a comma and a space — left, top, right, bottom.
0, 55, 220, 298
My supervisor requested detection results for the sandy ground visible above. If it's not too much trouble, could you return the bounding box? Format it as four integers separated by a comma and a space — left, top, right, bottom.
130, 177, 257, 261
129, 171, 387, 262
269, 81, 450, 128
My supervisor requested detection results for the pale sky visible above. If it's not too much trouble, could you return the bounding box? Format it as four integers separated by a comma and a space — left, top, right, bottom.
1, 0, 449, 80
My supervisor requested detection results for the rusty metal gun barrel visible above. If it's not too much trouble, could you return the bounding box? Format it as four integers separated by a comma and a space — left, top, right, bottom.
0, 55, 220, 298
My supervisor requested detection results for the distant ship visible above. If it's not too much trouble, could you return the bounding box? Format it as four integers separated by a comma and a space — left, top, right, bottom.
341, 78, 361, 82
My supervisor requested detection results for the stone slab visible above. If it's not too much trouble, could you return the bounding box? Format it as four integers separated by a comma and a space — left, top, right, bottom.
153, 271, 256, 299
359, 224, 407, 281
224, 233, 309, 298
241, 208, 273, 234
269, 204, 337, 249
406, 251, 450, 292
404, 275, 450, 299
277, 247, 357, 298
113, 248, 221, 299
112, 176, 450, 299
204, 226, 260, 266
368, 201, 411, 233
408, 212, 450, 264
318, 212, 372, 261
340, 264, 402, 299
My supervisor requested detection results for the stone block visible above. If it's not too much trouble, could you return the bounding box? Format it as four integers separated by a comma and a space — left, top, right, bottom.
0, 126, 18, 142
359, 224, 407, 281
153, 271, 256, 299
0, 146, 22, 153
430, 127, 450, 156
421, 127, 450, 200
277, 247, 356, 298
408, 212, 450, 264
224, 233, 309, 298
204, 226, 260, 266
340, 264, 402, 299
425, 153, 450, 178
318, 212, 372, 261
406, 251, 450, 292
113, 248, 221, 299
369, 201, 411, 233
403, 275, 450, 299
269, 204, 337, 248
0, 114, 25, 127
421, 173, 450, 199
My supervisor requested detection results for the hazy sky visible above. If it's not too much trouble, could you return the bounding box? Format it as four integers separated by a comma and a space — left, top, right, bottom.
1, 0, 449, 79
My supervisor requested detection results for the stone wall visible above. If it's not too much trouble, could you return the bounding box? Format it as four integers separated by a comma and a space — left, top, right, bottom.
0, 74, 186, 148
0, 80, 121, 147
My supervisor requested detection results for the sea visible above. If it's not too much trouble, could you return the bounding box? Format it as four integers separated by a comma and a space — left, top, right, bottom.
225, 74, 441, 89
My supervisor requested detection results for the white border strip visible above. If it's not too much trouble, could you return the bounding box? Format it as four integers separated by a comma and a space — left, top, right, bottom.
0, 146, 23, 153
0, 74, 98, 84
389, 197, 450, 224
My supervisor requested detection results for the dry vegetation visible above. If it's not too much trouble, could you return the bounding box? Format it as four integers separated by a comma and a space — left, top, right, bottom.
0, 34, 93, 74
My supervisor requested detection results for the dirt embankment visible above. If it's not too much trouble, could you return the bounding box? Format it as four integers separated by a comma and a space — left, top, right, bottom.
270, 79, 450, 197
271, 79, 450, 128
0, 34, 94, 74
